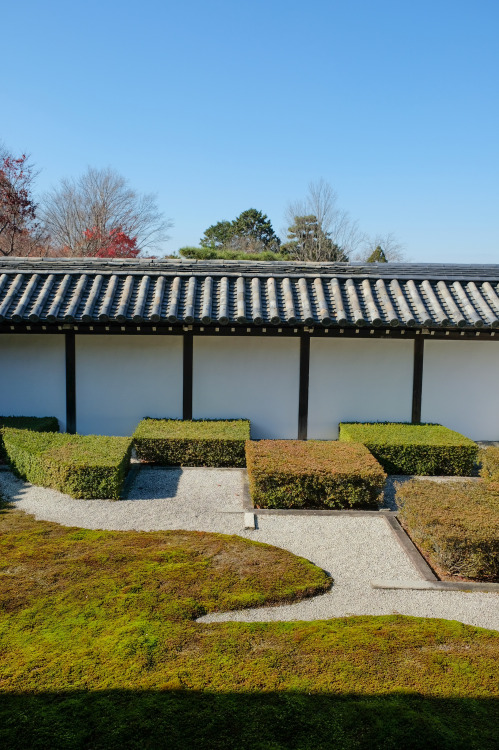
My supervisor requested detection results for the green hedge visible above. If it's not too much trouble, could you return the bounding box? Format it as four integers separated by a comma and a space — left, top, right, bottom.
0, 416, 59, 464
2, 428, 132, 500
339, 422, 478, 476
179, 246, 285, 261
479, 447, 499, 493
397, 479, 499, 580
245, 440, 387, 509
133, 419, 251, 467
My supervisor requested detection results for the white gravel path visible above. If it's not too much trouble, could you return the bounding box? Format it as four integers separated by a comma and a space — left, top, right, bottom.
1, 467, 498, 631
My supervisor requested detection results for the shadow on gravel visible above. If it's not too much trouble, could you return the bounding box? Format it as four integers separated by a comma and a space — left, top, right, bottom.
123, 467, 183, 500
1, 689, 498, 750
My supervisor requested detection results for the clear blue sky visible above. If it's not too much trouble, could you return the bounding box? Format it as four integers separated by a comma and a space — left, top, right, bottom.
3, 0, 498, 261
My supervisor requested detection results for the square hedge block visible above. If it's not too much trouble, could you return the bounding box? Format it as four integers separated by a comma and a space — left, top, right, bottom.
397, 479, 499, 580
133, 419, 250, 467
339, 422, 478, 476
245, 440, 386, 509
2, 428, 132, 500
0, 416, 59, 464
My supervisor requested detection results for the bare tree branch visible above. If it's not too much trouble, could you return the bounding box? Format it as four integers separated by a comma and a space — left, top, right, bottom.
41, 166, 172, 256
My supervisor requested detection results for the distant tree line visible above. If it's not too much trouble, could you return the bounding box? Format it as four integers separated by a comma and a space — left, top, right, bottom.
0, 145, 171, 258
1, 143, 404, 261
182, 179, 405, 263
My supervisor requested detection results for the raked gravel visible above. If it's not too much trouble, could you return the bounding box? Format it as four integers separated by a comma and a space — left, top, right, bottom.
1, 467, 498, 631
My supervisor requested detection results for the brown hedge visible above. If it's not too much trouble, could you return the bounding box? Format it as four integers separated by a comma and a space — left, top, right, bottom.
245, 440, 387, 509
397, 479, 499, 580
479, 447, 499, 494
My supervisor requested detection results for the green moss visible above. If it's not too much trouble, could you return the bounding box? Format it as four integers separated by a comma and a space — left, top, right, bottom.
1, 428, 132, 499
1, 503, 499, 748
133, 419, 250, 466
339, 422, 478, 475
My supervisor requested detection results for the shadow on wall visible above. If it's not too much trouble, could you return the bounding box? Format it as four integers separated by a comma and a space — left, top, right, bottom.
1, 690, 498, 750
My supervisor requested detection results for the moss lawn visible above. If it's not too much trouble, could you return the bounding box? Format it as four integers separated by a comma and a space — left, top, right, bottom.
1, 500, 499, 749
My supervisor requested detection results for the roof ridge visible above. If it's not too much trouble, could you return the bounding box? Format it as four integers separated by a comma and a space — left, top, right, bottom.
1, 257, 499, 281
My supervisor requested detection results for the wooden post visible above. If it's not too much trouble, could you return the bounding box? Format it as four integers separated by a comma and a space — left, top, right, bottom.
298, 333, 310, 439
183, 330, 193, 420
412, 336, 424, 424
65, 332, 76, 434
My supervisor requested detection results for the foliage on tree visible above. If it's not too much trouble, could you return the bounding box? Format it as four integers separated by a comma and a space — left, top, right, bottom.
200, 208, 280, 253
41, 167, 171, 257
282, 214, 348, 262
285, 179, 362, 260
81, 226, 139, 258
0, 151, 41, 256
366, 245, 388, 262
356, 233, 405, 262
200, 220, 234, 250
179, 246, 283, 261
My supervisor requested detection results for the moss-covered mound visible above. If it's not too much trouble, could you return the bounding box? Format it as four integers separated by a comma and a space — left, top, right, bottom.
339, 422, 478, 475
2, 428, 132, 499
133, 418, 250, 466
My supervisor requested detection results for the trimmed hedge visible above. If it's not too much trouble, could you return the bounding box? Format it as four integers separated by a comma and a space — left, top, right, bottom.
339, 422, 478, 476
245, 440, 387, 509
480, 447, 499, 494
133, 419, 251, 467
2, 428, 132, 500
397, 479, 499, 580
0, 416, 59, 464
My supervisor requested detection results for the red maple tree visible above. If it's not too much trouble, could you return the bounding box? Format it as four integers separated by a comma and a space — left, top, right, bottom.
83, 226, 140, 258
0, 153, 40, 255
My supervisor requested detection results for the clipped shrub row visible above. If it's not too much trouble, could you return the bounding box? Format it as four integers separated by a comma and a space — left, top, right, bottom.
245, 440, 387, 510
397, 479, 499, 581
0, 416, 59, 464
339, 422, 478, 476
480, 447, 499, 493
133, 418, 250, 467
2, 428, 132, 500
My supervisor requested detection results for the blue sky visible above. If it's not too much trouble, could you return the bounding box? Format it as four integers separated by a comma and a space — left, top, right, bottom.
3, 0, 498, 261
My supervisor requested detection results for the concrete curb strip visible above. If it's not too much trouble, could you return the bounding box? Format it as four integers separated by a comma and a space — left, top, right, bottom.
372, 580, 499, 593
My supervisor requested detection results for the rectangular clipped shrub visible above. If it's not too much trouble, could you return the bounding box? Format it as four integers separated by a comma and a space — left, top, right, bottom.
133, 419, 251, 467
339, 422, 478, 476
2, 428, 132, 500
245, 440, 387, 509
0, 416, 59, 464
480, 447, 499, 493
397, 479, 499, 580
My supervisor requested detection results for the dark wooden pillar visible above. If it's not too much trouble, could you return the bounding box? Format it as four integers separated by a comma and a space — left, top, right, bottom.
411, 336, 424, 424
65, 332, 76, 434
298, 333, 310, 439
183, 331, 193, 420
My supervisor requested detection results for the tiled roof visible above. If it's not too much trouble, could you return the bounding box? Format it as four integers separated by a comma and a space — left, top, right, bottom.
0, 258, 498, 329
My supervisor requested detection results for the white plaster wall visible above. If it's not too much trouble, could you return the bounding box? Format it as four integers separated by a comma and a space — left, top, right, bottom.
308, 338, 414, 439
76, 335, 183, 436
421, 340, 499, 440
0, 334, 66, 430
193, 337, 300, 439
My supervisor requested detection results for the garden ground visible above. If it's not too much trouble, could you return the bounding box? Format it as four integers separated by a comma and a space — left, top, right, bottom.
1, 497, 499, 749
